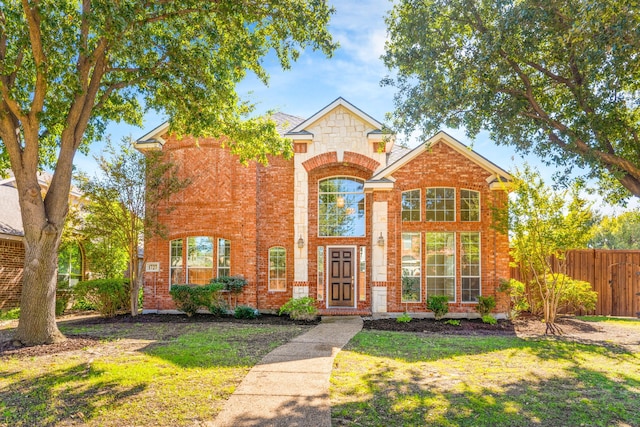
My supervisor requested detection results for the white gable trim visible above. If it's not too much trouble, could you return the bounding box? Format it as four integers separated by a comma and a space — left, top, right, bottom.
136, 122, 169, 145
372, 131, 511, 182
287, 97, 384, 134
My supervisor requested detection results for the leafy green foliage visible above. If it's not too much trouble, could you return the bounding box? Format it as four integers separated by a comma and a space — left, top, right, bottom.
212, 276, 248, 295
494, 167, 595, 332
396, 312, 412, 323
0, 308, 20, 321
590, 210, 640, 249
55, 289, 73, 317
169, 283, 225, 317
444, 319, 461, 326
426, 295, 449, 320
553, 274, 598, 315
499, 279, 530, 318
481, 314, 498, 325
475, 296, 496, 317
384, 0, 640, 199
234, 305, 259, 320
74, 279, 130, 317
278, 297, 318, 321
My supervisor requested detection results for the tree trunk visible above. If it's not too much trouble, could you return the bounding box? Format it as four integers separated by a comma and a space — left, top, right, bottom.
14, 230, 65, 345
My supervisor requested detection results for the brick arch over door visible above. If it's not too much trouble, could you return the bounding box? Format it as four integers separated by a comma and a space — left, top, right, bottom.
302, 151, 380, 173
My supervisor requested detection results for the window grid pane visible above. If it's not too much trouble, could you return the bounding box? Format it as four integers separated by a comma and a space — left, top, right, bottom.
269, 247, 286, 291
461, 189, 480, 222
170, 239, 183, 285
401, 233, 421, 302
401, 189, 421, 221
426, 188, 455, 222
187, 237, 213, 285
425, 232, 455, 301
461, 232, 481, 302
217, 238, 231, 278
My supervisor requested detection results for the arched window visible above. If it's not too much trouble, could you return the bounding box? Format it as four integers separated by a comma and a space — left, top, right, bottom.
318, 177, 365, 237
268, 247, 286, 291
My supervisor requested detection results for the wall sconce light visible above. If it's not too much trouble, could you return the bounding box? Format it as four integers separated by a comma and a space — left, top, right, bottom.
336, 196, 345, 208
377, 232, 385, 247
297, 236, 305, 249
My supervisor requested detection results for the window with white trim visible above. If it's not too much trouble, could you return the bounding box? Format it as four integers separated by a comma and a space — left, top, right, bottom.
269, 247, 286, 291
187, 236, 214, 285
461, 232, 481, 302
217, 238, 231, 277
170, 239, 183, 285
425, 232, 455, 301
401, 189, 421, 221
401, 233, 421, 302
461, 189, 480, 222
425, 188, 455, 221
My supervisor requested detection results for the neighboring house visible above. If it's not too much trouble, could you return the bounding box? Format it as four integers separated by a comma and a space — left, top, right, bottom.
137, 98, 511, 316
0, 172, 85, 310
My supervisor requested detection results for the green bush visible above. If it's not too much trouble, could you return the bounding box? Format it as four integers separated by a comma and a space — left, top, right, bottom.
445, 319, 461, 326
74, 279, 130, 317
212, 276, 248, 294
234, 305, 259, 319
426, 295, 450, 320
72, 298, 97, 311
555, 274, 598, 314
475, 295, 496, 317
55, 289, 73, 316
499, 278, 529, 318
0, 308, 20, 321
278, 297, 318, 321
169, 283, 225, 317
482, 314, 498, 325
396, 312, 412, 323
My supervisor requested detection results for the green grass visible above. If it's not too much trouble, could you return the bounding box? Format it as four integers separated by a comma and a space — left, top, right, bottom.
0, 322, 310, 426
0, 308, 20, 321
330, 331, 640, 427
577, 315, 640, 326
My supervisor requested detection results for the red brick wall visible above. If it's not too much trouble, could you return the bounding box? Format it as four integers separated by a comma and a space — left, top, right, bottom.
385, 141, 510, 314
0, 239, 25, 310
142, 136, 260, 311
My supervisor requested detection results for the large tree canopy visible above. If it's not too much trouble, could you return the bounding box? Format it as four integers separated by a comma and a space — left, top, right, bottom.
0, 0, 335, 345
383, 0, 640, 199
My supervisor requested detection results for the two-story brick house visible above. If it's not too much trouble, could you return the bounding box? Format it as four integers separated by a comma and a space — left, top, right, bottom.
137, 97, 511, 316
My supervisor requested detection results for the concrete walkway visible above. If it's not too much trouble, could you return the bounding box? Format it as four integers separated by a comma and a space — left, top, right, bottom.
211, 316, 363, 427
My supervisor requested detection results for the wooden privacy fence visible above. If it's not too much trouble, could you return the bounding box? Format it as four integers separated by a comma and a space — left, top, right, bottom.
510, 249, 640, 317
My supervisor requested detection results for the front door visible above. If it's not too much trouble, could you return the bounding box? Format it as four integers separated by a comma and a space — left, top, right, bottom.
329, 247, 355, 307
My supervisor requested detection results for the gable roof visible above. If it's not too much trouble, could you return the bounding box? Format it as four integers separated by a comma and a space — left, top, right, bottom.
371, 131, 511, 185
285, 97, 385, 136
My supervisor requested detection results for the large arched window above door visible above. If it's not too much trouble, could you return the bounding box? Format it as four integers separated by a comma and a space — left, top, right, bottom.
318, 177, 365, 237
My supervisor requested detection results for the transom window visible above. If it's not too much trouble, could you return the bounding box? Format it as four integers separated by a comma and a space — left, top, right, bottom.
269, 247, 286, 291
425, 232, 456, 301
461, 189, 480, 222
426, 188, 455, 221
401, 189, 421, 221
318, 177, 365, 237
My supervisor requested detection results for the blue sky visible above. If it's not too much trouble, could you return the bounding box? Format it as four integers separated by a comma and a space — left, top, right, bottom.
77, 0, 631, 215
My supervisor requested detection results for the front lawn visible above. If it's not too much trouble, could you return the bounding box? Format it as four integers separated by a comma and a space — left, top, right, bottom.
330, 330, 640, 426
0, 321, 311, 426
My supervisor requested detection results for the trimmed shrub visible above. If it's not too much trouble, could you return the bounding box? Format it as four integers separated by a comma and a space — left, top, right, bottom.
74, 279, 130, 317
555, 274, 598, 314
278, 297, 318, 321
426, 295, 449, 320
0, 308, 20, 321
445, 319, 461, 326
234, 305, 259, 319
396, 312, 412, 323
212, 276, 248, 294
55, 289, 73, 316
475, 295, 496, 317
170, 283, 225, 317
482, 314, 498, 325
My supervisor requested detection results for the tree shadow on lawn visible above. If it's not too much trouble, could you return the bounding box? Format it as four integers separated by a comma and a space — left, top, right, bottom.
332, 363, 640, 427
0, 363, 146, 427
346, 331, 635, 364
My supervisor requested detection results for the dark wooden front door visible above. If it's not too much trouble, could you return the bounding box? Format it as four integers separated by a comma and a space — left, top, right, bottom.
329, 248, 355, 307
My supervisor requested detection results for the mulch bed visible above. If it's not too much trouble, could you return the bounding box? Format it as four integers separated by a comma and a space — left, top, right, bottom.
0, 335, 102, 359
363, 317, 517, 336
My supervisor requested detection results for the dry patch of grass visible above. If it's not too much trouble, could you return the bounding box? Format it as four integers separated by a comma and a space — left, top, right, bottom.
331, 331, 640, 427
0, 322, 311, 426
